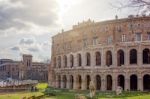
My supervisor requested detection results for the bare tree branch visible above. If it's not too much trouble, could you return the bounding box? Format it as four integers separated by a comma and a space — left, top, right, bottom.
114, 0, 150, 14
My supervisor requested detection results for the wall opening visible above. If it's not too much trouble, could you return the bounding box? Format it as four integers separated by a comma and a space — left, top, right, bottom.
106, 51, 112, 67
130, 49, 137, 64
117, 50, 124, 66
96, 52, 101, 66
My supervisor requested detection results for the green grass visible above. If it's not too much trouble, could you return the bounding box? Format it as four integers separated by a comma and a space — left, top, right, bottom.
36, 83, 48, 90
0, 84, 150, 99
0, 92, 43, 99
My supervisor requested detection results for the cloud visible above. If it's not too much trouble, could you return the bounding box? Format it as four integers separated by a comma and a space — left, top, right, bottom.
11, 46, 20, 51
19, 37, 35, 45
28, 47, 39, 52
8, 37, 51, 61
0, 0, 59, 35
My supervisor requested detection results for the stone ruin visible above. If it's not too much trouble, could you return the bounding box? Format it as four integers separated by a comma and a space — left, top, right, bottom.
116, 86, 123, 95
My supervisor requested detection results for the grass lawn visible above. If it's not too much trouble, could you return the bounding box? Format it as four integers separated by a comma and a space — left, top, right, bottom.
44, 90, 150, 99
0, 83, 150, 99
0, 92, 43, 99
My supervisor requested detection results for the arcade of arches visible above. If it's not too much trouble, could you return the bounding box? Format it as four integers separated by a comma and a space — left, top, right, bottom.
55, 74, 150, 91
54, 48, 150, 68
53, 48, 150, 91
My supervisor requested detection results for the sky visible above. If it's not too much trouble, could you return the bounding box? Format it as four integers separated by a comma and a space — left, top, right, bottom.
0, 0, 137, 62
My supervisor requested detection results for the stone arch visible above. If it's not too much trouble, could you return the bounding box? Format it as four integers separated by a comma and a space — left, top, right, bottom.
58, 56, 61, 68
106, 51, 112, 67
77, 53, 82, 67
62, 75, 67, 88
96, 75, 101, 90
143, 48, 150, 64
63, 55, 67, 68
117, 50, 124, 66
143, 74, 150, 91
86, 75, 91, 89
70, 75, 74, 89
106, 75, 112, 90
96, 52, 101, 66
130, 74, 138, 91
117, 75, 125, 90
70, 54, 74, 68
58, 75, 61, 88
77, 75, 82, 89
130, 49, 137, 64
86, 52, 91, 66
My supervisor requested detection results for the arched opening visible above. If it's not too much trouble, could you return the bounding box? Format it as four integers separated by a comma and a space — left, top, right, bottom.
96, 75, 101, 90
130, 75, 137, 91
143, 49, 150, 64
106, 75, 112, 90
86, 75, 91, 89
58, 75, 61, 88
106, 51, 112, 67
143, 74, 150, 91
58, 56, 61, 68
96, 52, 101, 66
117, 50, 124, 66
77, 54, 82, 67
53, 57, 56, 68
63, 55, 67, 68
86, 53, 91, 66
70, 75, 74, 89
130, 49, 137, 64
77, 75, 82, 89
63, 75, 67, 88
118, 75, 125, 90
70, 55, 74, 68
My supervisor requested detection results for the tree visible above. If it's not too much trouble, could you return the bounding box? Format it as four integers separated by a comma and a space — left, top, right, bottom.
114, 0, 150, 14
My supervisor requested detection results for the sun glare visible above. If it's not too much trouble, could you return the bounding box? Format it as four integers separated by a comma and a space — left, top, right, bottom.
57, 0, 81, 15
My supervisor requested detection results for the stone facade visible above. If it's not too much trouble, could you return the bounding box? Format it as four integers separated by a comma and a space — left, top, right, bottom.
0, 54, 48, 82
49, 15, 150, 91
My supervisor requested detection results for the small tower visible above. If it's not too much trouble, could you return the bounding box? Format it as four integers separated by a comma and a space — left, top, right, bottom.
22, 54, 33, 79
23, 54, 32, 68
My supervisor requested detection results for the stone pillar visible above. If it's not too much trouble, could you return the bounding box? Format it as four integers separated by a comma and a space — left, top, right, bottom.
101, 48, 105, 67
125, 48, 129, 66
81, 75, 86, 90
91, 75, 96, 89
61, 76, 64, 89
67, 55, 70, 68
73, 75, 77, 90
91, 51, 95, 67
125, 75, 130, 91
61, 56, 64, 68
74, 54, 78, 67
56, 57, 58, 68
112, 75, 117, 91
113, 50, 117, 67
138, 46, 142, 66
101, 75, 106, 91
67, 76, 70, 89
138, 75, 143, 91
82, 52, 86, 67
56, 75, 58, 88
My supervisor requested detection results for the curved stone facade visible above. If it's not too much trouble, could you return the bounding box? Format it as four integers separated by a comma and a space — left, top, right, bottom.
50, 16, 150, 91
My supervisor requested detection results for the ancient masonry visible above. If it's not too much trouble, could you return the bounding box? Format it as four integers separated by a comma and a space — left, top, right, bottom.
49, 15, 150, 91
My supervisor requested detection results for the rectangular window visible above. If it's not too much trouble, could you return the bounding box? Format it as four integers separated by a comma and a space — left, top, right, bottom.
93, 37, 98, 45
107, 36, 113, 44
135, 33, 142, 41
121, 34, 126, 42
147, 32, 150, 40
